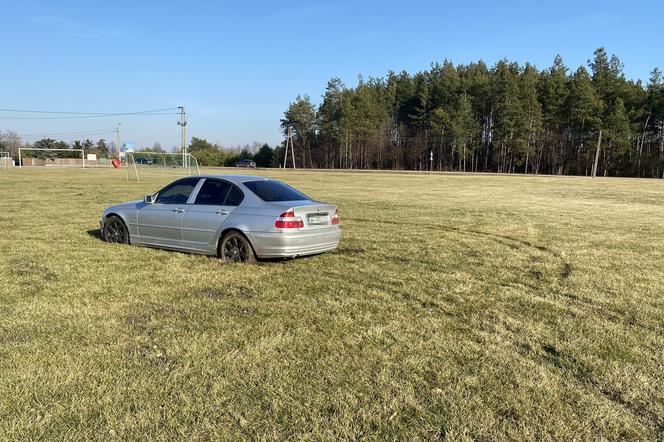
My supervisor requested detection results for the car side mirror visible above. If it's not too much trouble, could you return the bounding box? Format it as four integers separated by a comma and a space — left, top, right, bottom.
144, 194, 155, 204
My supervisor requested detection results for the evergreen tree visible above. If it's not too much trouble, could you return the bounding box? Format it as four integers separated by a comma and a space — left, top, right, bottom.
492, 60, 523, 172
519, 64, 543, 173
565, 66, 603, 174
253, 143, 274, 167
318, 78, 344, 168
32, 138, 58, 159
540, 55, 568, 128
96, 139, 109, 156
450, 94, 477, 171
188, 137, 224, 166
604, 98, 631, 175
280, 49, 663, 177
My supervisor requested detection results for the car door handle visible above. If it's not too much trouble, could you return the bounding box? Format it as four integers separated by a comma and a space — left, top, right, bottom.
172, 208, 185, 213
215, 210, 229, 215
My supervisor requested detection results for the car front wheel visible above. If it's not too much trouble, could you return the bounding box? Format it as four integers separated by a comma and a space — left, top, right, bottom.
219, 231, 256, 263
103, 215, 130, 244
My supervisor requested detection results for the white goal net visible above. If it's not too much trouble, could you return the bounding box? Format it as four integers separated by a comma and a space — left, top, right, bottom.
18, 148, 86, 168
126, 152, 201, 181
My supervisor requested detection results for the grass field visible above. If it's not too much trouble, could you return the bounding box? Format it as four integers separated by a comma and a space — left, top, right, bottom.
1, 167, 663, 440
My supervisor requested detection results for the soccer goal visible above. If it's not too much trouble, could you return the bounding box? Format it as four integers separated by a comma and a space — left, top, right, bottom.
126, 151, 200, 181
18, 148, 85, 168
0, 152, 11, 170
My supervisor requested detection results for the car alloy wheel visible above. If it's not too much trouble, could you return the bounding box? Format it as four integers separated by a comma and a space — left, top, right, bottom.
104, 216, 129, 244
220, 232, 256, 263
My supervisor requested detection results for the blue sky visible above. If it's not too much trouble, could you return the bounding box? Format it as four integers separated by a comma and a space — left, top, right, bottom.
1, 0, 662, 149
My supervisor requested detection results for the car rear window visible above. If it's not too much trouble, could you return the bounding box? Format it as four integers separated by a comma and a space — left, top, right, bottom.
195, 179, 232, 205
225, 186, 244, 206
243, 180, 309, 202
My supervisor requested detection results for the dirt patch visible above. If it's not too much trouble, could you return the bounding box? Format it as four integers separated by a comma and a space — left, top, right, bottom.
560, 263, 573, 279
10, 257, 56, 282
1, 333, 29, 345
542, 344, 561, 358
192, 285, 257, 300
462, 248, 480, 257
128, 343, 176, 370
337, 247, 366, 256
237, 286, 256, 299
123, 304, 183, 335
391, 256, 412, 264
193, 287, 226, 300
528, 269, 544, 280
231, 305, 258, 317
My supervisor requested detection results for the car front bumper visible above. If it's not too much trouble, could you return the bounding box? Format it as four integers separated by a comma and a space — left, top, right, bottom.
248, 228, 341, 258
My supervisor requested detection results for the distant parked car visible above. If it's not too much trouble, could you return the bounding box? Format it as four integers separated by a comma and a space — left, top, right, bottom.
100, 175, 341, 262
134, 157, 153, 165
235, 159, 256, 168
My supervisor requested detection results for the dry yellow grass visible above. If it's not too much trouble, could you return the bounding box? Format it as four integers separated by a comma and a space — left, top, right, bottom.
1, 167, 663, 440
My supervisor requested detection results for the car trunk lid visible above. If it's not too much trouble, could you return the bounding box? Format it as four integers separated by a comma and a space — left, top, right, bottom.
269, 201, 338, 231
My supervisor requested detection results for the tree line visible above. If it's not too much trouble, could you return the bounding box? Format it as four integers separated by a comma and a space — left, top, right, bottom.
0, 133, 114, 159
280, 48, 664, 178
0, 133, 279, 167
186, 138, 277, 167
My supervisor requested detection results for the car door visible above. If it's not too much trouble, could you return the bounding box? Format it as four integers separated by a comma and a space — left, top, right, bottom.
137, 177, 202, 247
182, 179, 244, 253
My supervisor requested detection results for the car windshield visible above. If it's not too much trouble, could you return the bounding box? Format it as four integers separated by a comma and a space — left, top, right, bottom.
243, 180, 309, 202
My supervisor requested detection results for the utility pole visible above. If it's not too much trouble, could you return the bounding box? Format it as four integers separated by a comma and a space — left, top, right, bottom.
177, 106, 187, 168
283, 126, 296, 169
116, 123, 122, 159
592, 130, 602, 178
283, 127, 289, 168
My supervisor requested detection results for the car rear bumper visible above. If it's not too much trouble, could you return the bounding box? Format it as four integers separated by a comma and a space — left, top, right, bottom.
248, 228, 341, 258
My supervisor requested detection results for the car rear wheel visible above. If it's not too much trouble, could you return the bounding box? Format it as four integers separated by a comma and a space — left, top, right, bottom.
103, 216, 130, 244
219, 231, 256, 263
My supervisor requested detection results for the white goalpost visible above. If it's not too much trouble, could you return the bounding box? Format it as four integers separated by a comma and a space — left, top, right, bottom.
0, 152, 11, 170
126, 151, 200, 181
18, 148, 86, 169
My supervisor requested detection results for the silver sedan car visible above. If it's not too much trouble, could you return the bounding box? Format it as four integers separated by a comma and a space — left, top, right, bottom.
100, 175, 341, 262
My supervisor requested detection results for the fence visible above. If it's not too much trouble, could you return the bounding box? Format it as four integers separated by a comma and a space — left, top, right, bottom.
20, 157, 112, 167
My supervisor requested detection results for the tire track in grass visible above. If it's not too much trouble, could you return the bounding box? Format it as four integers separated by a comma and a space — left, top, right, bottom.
348, 217, 658, 335
518, 341, 663, 435
346, 217, 573, 282
345, 217, 661, 435
347, 216, 656, 336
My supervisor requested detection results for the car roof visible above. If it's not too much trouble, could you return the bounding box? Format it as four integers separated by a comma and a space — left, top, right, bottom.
201, 174, 269, 185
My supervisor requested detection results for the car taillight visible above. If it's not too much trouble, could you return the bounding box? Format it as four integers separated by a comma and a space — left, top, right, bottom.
275, 210, 304, 229
331, 208, 340, 225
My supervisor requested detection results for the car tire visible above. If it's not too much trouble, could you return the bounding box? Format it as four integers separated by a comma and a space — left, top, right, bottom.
103, 215, 130, 244
219, 231, 256, 263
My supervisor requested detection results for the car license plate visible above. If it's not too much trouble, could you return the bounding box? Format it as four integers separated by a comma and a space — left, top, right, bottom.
308, 214, 328, 225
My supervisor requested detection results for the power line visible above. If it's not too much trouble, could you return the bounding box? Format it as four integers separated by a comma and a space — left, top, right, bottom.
17, 127, 118, 137
0, 107, 178, 115
0, 107, 180, 120
1, 113, 179, 120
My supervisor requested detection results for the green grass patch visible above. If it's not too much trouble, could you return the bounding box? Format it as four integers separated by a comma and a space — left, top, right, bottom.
1, 168, 663, 439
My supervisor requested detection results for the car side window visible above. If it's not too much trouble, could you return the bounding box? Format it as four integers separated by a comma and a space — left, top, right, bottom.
194, 179, 232, 205
155, 178, 199, 204
224, 185, 244, 206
